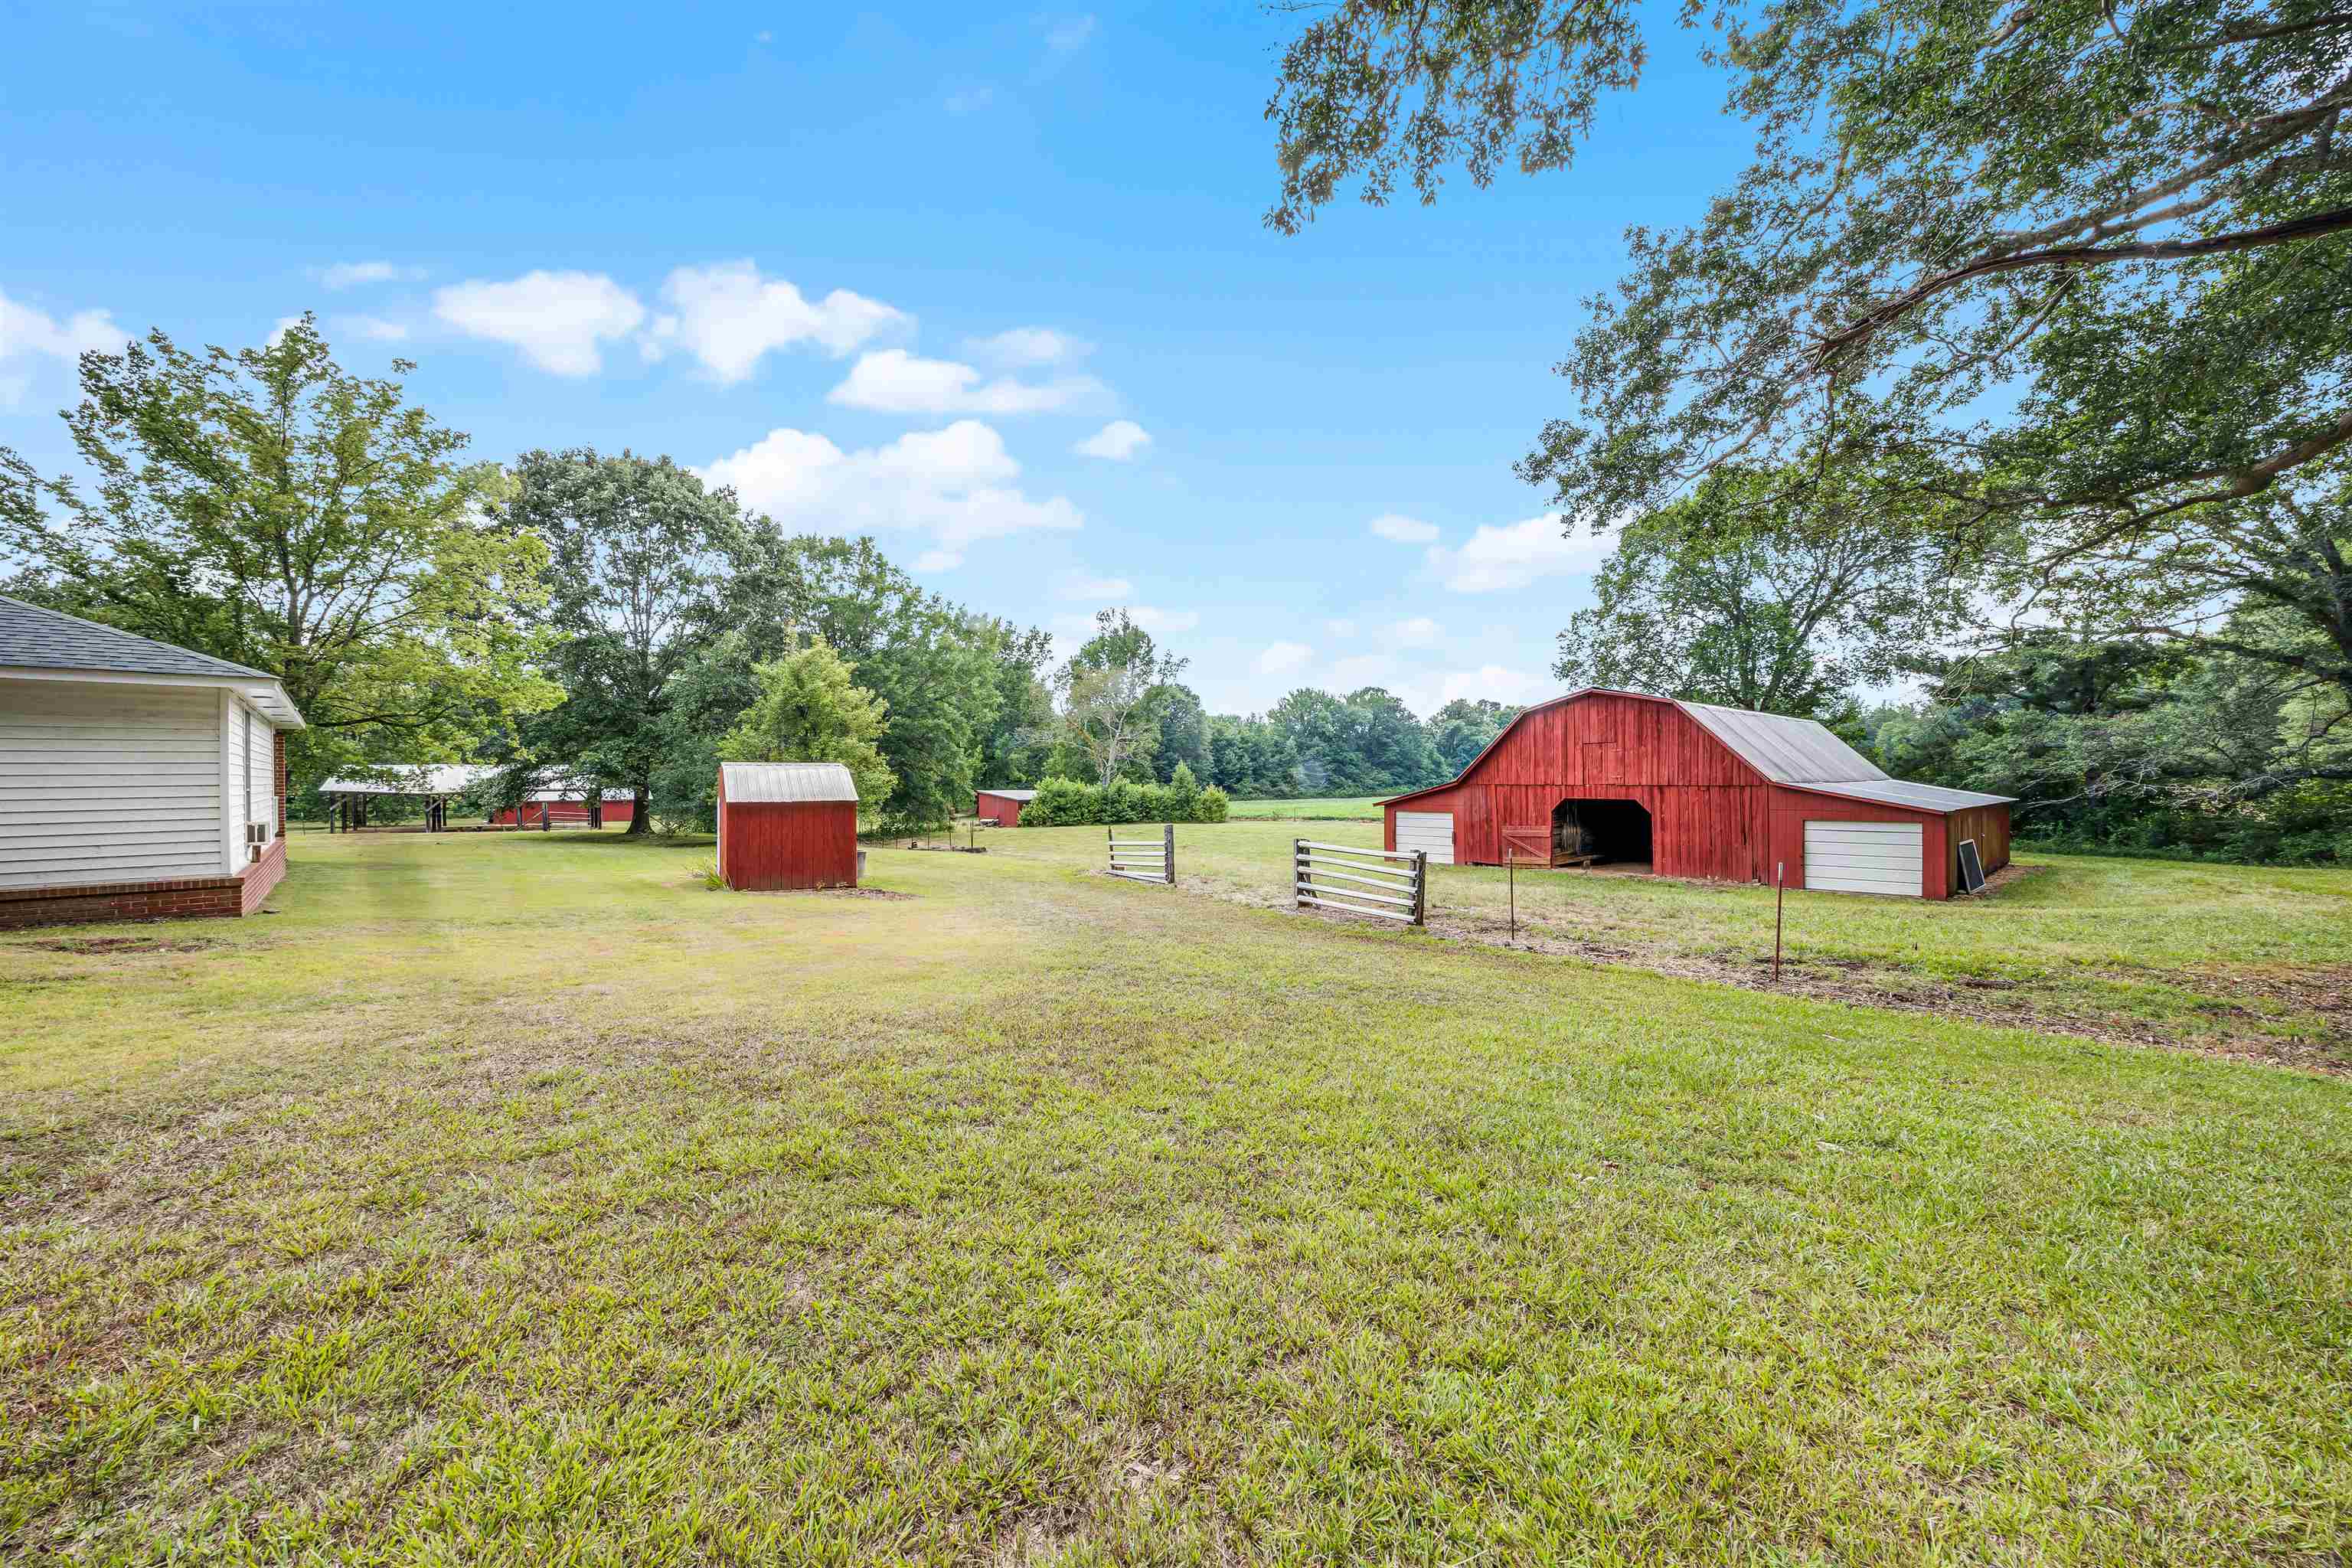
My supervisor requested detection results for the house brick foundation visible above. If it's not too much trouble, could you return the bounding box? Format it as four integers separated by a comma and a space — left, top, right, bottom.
0, 835, 287, 931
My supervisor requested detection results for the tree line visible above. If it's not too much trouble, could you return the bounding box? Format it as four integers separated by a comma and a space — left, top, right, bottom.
0, 317, 1505, 833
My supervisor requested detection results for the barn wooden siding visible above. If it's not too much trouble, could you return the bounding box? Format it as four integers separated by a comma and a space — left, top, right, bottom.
1946, 802, 2011, 887
975, 791, 1025, 827
718, 799, 860, 890
1384, 693, 1772, 882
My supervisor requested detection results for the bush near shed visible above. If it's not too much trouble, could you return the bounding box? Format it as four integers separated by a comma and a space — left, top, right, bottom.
1022, 767, 1230, 826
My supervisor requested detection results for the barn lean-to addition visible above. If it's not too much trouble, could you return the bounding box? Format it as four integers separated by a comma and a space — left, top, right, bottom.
1380, 688, 2012, 900
716, 761, 861, 890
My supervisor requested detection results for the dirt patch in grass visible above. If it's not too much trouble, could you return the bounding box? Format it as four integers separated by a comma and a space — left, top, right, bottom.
23, 935, 222, 955
1198, 871, 2349, 1075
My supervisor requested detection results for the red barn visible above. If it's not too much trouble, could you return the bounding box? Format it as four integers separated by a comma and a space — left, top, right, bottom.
1381, 688, 2012, 900
975, 788, 1035, 826
717, 761, 861, 890
492, 792, 635, 828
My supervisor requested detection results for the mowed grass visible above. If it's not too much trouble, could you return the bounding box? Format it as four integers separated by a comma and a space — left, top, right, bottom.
973, 820, 2352, 1064
1223, 797, 1385, 820
2, 828, 2348, 1565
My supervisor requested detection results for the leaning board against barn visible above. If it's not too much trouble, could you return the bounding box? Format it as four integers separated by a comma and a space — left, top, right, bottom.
1380, 688, 2011, 900
0, 593, 305, 927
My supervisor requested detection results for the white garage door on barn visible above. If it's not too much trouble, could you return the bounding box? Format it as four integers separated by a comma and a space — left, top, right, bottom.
1803, 820, 1923, 897
1393, 811, 1455, 864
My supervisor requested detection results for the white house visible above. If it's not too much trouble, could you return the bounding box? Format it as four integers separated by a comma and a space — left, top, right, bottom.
0, 593, 305, 928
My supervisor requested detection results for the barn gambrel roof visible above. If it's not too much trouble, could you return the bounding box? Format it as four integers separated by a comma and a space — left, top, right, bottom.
1384, 688, 2011, 812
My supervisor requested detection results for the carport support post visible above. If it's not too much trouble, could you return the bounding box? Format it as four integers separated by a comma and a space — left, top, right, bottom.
1164, 822, 1175, 886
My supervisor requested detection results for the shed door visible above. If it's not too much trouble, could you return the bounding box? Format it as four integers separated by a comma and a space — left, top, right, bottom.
1395, 811, 1455, 865
1804, 821, 1923, 897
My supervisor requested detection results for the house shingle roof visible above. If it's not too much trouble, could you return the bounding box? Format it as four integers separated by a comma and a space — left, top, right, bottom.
0, 593, 305, 726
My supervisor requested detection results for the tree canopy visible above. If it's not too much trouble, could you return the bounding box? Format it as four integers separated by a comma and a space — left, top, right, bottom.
715, 640, 897, 808
0, 316, 559, 776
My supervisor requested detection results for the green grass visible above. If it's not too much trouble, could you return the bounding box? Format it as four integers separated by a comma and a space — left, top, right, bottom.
1223, 796, 1386, 820
979, 819, 2352, 1064
3, 828, 2348, 1563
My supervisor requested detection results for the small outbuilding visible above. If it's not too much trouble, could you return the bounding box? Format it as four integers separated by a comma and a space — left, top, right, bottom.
0, 593, 304, 928
974, 788, 1036, 826
1380, 688, 2012, 900
717, 761, 861, 890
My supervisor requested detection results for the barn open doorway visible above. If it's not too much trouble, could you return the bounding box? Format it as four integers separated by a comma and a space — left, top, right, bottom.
1553, 798, 1653, 868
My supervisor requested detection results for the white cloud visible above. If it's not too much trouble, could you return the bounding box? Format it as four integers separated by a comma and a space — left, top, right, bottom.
1392, 616, 1443, 647
945, 86, 996, 113
699, 420, 1081, 562
1436, 665, 1553, 707
1127, 606, 1198, 634
1, 290, 128, 364
334, 314, 410, 342
756, 28, 774, 43
642, 260, 908, 383
827, 348, 1106, 416
1370, 512, 1439, 544
1060, 571, 1133, 600
1330, 653, 1403, 691
1044, 14, 1096, 55
1429, 513, 1609, 593
433, 270, 645, 375
1073, 419, 1149, 460
969, 326, 1087, 366
318, 260, 426, 290
1324, 618, 1357, 639
914, 549, 963, 572
1256, 641, 1314, 676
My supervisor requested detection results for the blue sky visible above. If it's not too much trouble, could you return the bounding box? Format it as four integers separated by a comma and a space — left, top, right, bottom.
2, 4, 1753, 717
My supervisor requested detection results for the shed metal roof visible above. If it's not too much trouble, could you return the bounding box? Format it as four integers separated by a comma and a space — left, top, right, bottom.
978, 788, 1037, 801
1381, 687, 2013, 812
0, 592, 305, 727
721, 761, 861, 803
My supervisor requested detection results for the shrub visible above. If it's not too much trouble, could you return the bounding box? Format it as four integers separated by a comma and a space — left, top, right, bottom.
1018, 776, 1230, 825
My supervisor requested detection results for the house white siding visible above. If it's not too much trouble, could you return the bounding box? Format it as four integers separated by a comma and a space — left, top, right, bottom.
242, 699, 276, 844
0, 680, 227, 890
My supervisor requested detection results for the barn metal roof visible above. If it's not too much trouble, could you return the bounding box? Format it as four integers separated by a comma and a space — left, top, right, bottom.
1380, 687, 2014, 812
318, 763, 491, 796
978, 788, 1037, 801
0, 592, 306, 727
1779, 778, 2016, 811
721, 761, 861, 803
1676, 700, 1889, 785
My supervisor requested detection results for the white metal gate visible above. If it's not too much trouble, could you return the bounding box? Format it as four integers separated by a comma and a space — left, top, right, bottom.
1393, 811, 1455, 865
1803, 821, 1924, 897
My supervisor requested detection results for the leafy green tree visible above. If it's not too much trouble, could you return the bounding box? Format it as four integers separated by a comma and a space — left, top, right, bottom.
1205, 713, 1302, 797
1555, 469, 1964, 715
1146, 683, 1214, 783
713, 531, 1005, 829
715, 640, 896, 808
1053, 609, 1190, 786
973, 617, 1058, 788
1426, 697, 1523, 774
0, 315, 559, 778
505, 449, 740, 832
1265, 0, 2352, 705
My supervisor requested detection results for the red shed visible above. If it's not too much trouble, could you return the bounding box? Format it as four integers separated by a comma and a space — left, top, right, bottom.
717, 761, 861, 890
1381, 688, 2012, 900
975, 788, 1036, 826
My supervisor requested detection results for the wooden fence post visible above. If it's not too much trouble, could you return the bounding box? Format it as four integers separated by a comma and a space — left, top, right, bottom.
1164, 822, 1175, 885
1413, 849, 1427, 926
1295, 838, 1308, 907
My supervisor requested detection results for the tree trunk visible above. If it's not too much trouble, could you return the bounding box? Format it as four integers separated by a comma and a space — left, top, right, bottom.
628, 784, 651, 834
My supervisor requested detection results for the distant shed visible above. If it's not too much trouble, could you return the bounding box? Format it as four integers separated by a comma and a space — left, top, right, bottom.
717, 762, 860, 890
975, 788, 1036, 826
1380, 688, 2012, 900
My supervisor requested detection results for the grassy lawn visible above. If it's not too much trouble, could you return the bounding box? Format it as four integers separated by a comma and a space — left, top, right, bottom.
4, 828, 2349, 1563
976, 820, 2352, 1067
1223, 796, 1385, 820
